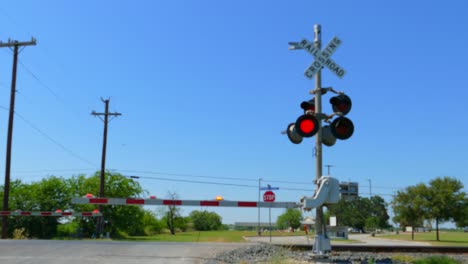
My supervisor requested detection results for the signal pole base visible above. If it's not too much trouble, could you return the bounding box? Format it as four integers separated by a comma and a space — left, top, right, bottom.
312, 235, 331, 255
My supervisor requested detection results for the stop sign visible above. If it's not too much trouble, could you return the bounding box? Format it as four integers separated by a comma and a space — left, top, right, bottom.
263, 191, 275, 202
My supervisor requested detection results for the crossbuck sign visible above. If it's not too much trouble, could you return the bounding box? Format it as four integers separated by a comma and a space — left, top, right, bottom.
298, 36, 346, 79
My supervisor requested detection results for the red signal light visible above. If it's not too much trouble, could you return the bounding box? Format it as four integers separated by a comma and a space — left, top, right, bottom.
295, 114, 319, 138
330, 117, 354, 140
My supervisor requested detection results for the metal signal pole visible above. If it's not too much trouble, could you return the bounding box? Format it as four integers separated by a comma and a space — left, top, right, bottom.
0, 38, 36, 239
91, 98, 121, 236
312, 24, 326, 250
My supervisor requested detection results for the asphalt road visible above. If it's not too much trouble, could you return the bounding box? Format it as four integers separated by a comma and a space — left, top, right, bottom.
0, 240, 250, 264
244, 233, 431, 246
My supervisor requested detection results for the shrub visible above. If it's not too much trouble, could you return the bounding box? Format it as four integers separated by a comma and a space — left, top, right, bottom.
413, 256, 461, 264
12, 228, 28, 239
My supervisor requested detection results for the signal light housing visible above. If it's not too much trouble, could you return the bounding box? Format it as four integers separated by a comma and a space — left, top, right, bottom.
286, 123, 303, 144
330, 94, 352, 116
330, 117, 354, 140
295, 114, 319, 138
321, 125, 336, 147
300, 99, 315, 113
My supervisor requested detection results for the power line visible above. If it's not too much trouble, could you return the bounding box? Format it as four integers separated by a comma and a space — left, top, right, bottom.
131, 175, 257, 188
0, 105, 97, 168
11, 168, 96, 174
114, 169, 258, 182
17, 59, 59, 98
12, 111, 98, 167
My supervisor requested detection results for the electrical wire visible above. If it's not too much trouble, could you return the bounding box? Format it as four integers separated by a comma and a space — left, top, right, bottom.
114, 169, 258, 182
128, 175, 256, 188
11, 110, 98, 167
18, 59, 59, 98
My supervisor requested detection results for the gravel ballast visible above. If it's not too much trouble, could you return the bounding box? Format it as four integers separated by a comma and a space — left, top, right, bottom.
205, 243, 467, 264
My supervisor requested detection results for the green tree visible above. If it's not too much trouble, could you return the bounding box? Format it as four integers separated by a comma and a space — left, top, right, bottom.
277, 208, 302, 230
392, 184, 426, 240
327, 197, 369, 232
142, 210, 164, 235
425, 177, 465, 241
327, 196, 389, 232
190, 210, 222, 231
7, 177, 72, 238
453, 196, 468, 229
368, 196, 390, 229
70, 172, 146, 237
2, 172, 146, 238
163, 191, 182, 235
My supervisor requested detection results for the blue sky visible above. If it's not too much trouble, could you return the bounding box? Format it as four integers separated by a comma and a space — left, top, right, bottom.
0, 1, 467, 225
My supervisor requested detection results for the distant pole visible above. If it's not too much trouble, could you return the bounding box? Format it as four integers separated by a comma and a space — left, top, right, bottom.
269, 207, 272, 243
367, 178, 372, 197
91, 98, 121, 236
0, 38, 36, 239
257, 178, 262, 236
325, 164, 333, 175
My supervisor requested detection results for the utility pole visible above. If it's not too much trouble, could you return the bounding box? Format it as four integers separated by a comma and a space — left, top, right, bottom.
325, 164, 333, 175
0, 38, 36, 239
312, 24, 326, 252
91, 98, 121, 237
257, 178, 262, 236
367, 178, 372, 197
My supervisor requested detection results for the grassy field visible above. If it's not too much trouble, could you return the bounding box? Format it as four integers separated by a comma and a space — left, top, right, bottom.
124, 230, 312, 243
378, 231, 468, 246
123, 230, 366, 244
125, 230, 249, 242
122, 230, 468, 246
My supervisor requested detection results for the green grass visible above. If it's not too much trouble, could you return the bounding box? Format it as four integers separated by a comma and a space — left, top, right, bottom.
378, 231, 468, 246
412, 256, 462, 264
123, 230, 363, 244
124, 230, 253, 242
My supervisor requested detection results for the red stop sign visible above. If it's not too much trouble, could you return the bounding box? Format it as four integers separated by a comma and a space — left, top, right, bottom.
263, 191, 275, 202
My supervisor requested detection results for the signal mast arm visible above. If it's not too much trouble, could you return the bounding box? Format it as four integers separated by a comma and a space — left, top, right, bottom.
301, 176, 340, 210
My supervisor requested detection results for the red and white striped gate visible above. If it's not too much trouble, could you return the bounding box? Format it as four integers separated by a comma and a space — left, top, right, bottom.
0, 211, 102, 217
72, 197, 299, 208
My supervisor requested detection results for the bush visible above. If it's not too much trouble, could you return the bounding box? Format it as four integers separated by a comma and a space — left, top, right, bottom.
56, 222, 79, 238
413, 256, 461, 264
12, 228, 28, 239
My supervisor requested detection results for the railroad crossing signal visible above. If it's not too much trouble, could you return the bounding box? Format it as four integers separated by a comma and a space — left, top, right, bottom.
289, 36, 346, 79
285, 92, 354, 145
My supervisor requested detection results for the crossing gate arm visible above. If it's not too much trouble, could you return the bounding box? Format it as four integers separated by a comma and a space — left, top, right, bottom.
0, 211, 102, 217
72, 197, 300, 209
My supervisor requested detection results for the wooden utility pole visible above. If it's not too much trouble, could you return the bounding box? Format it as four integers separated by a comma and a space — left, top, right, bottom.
0, 38, 36, 239
91, 98, 121, 236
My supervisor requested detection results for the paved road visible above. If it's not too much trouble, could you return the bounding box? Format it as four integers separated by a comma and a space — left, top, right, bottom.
0, 240, 250, 264
244, 233, 431, 246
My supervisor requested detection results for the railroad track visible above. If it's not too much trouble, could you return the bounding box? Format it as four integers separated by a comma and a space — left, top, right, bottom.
287, 244, 468, 254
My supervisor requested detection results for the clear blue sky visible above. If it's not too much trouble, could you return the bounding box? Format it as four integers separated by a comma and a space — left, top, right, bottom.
0, 1, 466, 225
